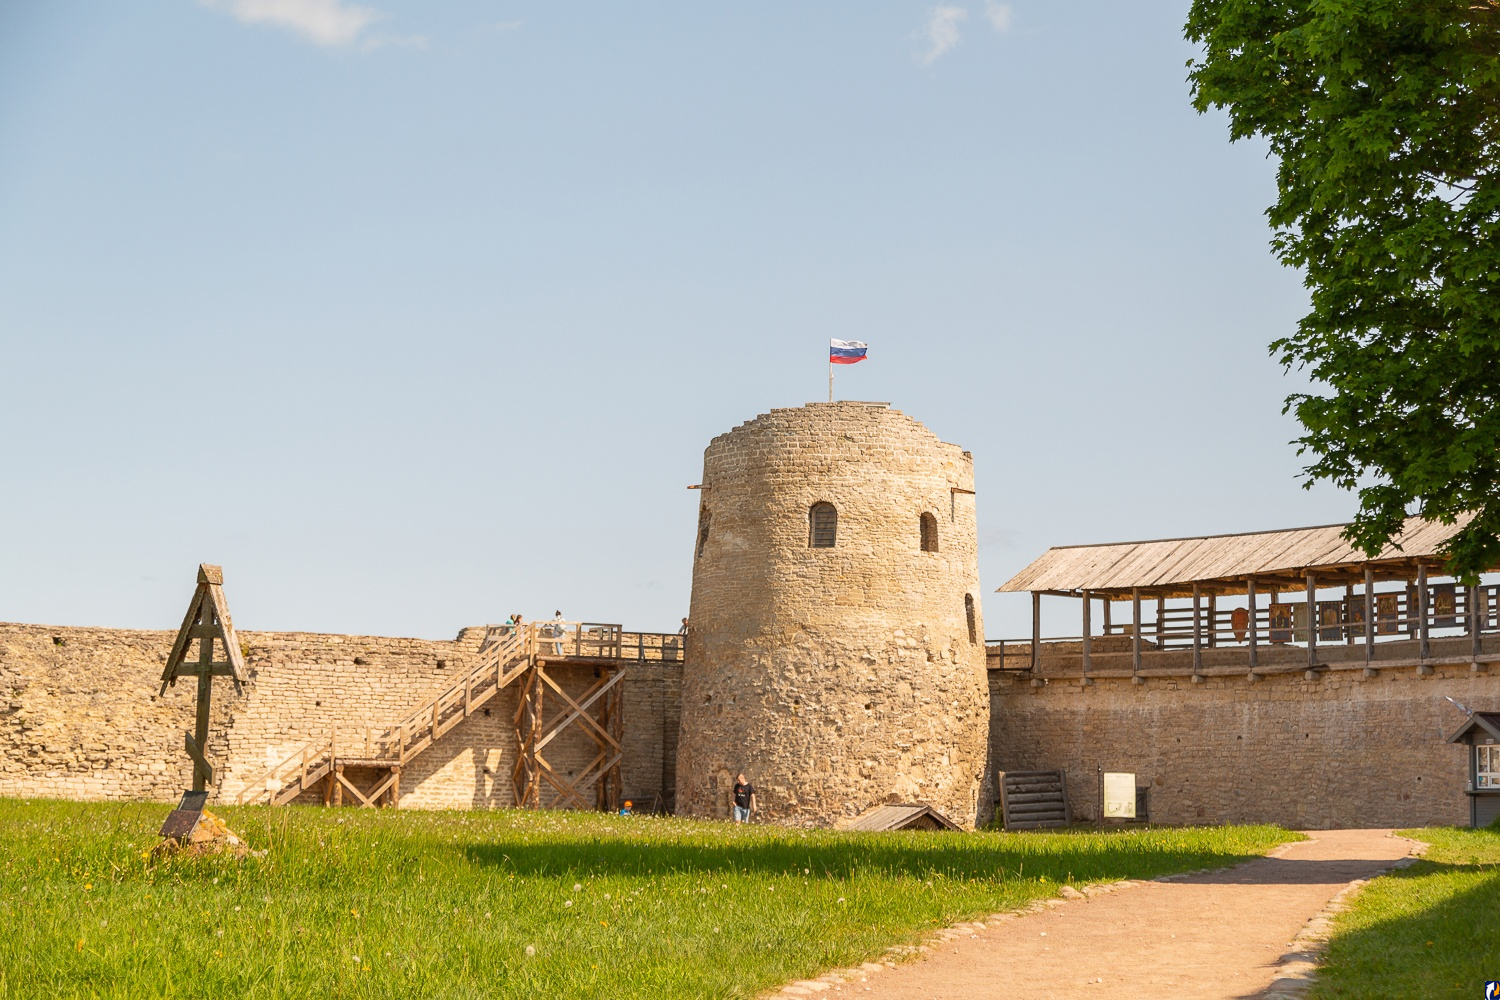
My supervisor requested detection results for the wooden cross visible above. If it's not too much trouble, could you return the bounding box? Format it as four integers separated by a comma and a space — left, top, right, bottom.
159, 564, 248, 792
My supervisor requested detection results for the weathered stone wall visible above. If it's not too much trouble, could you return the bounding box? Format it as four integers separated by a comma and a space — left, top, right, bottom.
679, 402, 991, 828
0, 622, 682, 810
989, 661, 1495, 828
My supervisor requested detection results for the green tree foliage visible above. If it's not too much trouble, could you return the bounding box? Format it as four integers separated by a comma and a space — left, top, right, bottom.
1186, 0, 1500, 578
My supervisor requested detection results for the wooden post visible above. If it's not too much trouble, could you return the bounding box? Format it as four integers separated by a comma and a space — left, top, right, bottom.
1247, 576, 1258, 670
1131, 587, 1142, 676
389, 766, 401, 808
1345, 583, 1356, 645
1103, 600, 1112, 636
1191, 582, 1202, 675
1157, 596, 1165, 647
1031, 591, 1041, 670
1081, 591, 1092, 677
1364, 565, 1375, 662
193, 671, 212, 793
1473, 582, 1484, 662
1418, 562, 1430, 661
333, 764, 344, 807
1207, 591, 1218, 649
1306, 570, 1318, 669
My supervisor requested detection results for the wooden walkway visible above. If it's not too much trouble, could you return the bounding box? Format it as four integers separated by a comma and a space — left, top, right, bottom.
235, 622, 683, 810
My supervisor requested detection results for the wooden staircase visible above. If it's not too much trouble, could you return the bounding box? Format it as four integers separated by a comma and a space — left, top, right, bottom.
235, 623, 534, 807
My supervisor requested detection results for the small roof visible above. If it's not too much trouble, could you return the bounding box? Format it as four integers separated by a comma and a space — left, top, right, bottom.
1447, 712, 1500, 745
843, 803, 961, 832
997, 516, 1471, 597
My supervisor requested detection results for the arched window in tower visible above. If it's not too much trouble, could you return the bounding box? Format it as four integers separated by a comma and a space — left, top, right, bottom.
809, 502, 838, 548
920, 512, 938, 552
965, 593, 978, 644
696, 508, 711, 558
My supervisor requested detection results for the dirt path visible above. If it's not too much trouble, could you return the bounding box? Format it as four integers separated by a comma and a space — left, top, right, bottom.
824, 829, 1412, 1000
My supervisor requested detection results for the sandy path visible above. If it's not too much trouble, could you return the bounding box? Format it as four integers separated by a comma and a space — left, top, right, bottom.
827, 829, 1412, 1000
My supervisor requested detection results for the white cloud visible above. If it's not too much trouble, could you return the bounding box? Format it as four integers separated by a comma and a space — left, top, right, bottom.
199, 0, 384, 47
984, 1, 1012, 32
919, 6, 968, 65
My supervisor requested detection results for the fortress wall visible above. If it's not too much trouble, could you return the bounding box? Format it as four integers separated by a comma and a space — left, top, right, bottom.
0, 622, 681, 810
0, 624, 228, 801
989, 664, 1495, 829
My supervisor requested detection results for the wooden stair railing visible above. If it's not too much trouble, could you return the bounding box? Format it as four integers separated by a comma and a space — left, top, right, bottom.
234, 623, 536, 805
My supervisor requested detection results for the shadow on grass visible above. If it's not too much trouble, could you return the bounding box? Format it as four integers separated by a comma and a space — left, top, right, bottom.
461, 834, 1269, 884
1305, 861, 1500, 1000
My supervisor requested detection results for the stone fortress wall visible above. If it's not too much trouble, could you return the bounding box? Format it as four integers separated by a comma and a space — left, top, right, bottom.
3, 612, 1483, 830
2, 394, 1492, 830
987, 660, 1487, 829
676, 402, 991, 828
0, 622, 681, 811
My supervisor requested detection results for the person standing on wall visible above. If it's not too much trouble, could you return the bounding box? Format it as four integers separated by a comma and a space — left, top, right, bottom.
551, 610, 565, 655
732, 772, 756, 823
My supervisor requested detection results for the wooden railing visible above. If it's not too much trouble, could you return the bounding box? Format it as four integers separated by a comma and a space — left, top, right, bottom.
231, 620, 686, 805
234, 623, 532, 805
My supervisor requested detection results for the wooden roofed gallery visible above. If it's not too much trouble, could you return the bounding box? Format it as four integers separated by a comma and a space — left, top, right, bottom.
991, 517, 1500, 681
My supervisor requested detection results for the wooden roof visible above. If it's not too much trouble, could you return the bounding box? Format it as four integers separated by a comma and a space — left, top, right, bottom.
1447, 712, 1500, 745
842, 803, 961, 832
997, 516, 1471, 597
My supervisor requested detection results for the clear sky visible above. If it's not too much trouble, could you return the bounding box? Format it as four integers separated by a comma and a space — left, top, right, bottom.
0, 1, 1352, 640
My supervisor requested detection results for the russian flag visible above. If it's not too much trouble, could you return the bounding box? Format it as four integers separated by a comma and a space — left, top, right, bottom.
830, 339, 868, 364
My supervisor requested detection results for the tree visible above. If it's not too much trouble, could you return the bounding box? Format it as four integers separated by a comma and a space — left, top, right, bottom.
1185, 0, 1500, 579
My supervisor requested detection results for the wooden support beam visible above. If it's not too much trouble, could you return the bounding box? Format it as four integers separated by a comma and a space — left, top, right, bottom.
1418, 562, 1430, 660
1473, 581, 1484, 661
1031, 592, 1041, 670
1247, 576, 1258, 670
1192, 582, 1202, 675
1081, 591, 1092, 677
536, 670, 625, 754
1306, 570, 1319, 669
336, 769, 376, 808
1207, 591, 1217, 649
1344, 583, 1356, 645
184, 730, 213, 787
1131, 587, 1142, 676
1364, 565, 1375, 662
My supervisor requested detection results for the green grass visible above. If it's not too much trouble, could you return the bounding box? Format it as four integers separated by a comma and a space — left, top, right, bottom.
1312, 825, 1500, 1000
0, 799, 1294, 999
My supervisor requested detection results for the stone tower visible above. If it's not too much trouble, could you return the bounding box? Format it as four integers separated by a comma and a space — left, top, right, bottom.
677, 401, 990, 828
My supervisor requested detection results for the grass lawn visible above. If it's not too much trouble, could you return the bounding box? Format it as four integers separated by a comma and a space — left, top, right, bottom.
0, 799, 1294, 999
1312, 825, 1500, 1000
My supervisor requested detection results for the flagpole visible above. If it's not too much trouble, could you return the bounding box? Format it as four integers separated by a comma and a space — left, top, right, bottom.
828, 356, 833, 403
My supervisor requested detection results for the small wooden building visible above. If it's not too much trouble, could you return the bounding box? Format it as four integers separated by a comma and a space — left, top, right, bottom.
1446, 712, 1500, 828
841, 803, 961, 832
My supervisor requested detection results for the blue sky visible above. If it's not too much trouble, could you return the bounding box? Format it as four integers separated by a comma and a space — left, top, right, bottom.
0, 1, 1349, 639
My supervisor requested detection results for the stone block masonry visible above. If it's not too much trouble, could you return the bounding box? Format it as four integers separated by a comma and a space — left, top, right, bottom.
0, 622, 681, 810
680, 402, 991, 828
989, 663, 1492, 828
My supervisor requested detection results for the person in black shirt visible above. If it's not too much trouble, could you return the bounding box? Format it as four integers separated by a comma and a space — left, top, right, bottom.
732, 772, 756, 823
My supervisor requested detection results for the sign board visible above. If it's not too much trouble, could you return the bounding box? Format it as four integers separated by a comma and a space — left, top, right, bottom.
1102, 772, 1136, 819
158, 790, 209, 840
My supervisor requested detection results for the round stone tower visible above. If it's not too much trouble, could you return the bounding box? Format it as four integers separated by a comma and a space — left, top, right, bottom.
677, 401, 989, 829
